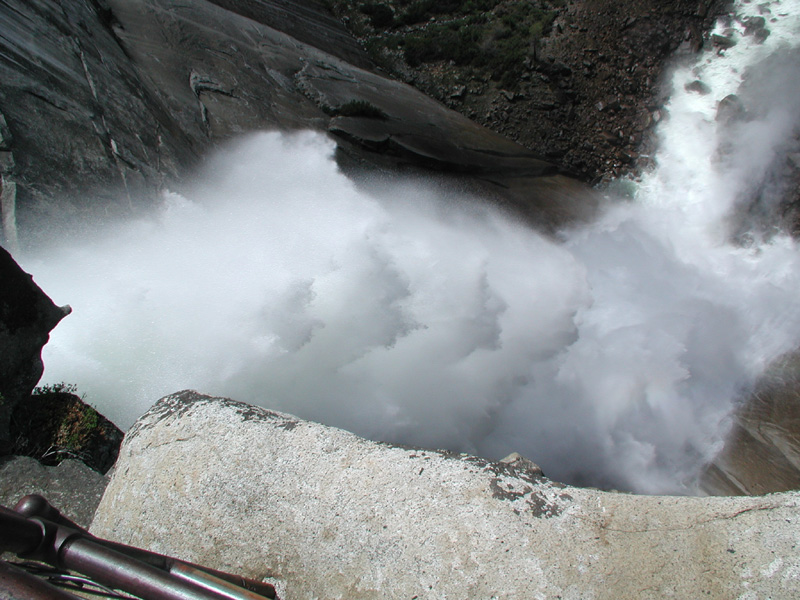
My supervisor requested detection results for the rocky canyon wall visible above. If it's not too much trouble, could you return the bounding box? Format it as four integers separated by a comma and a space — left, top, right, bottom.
0, 0, 602, 248
0, 0, 729, 247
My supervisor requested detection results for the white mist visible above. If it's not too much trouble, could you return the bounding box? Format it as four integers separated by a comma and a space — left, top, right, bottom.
22, 0, 800, 494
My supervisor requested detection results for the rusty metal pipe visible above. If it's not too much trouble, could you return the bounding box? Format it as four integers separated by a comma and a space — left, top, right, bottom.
12, 496, 275, 599
0, 507, 45, 556
14, 495, 84, 532
168, 562, 275, 600
57, 537, 232, 600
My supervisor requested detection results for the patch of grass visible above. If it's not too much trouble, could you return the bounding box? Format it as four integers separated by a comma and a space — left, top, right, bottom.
80, 405, 100, 433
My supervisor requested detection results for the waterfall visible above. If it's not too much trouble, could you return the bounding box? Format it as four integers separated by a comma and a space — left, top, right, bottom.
21, 0, 800, 494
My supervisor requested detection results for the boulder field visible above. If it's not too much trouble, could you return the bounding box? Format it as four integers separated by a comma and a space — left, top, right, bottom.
92, 390, 800, 599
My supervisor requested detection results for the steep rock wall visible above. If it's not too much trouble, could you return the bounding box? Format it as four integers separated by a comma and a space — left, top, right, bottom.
0, 0, 595, 248
0, 246, 69, 452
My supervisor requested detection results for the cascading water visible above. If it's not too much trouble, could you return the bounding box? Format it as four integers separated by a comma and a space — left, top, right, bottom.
19, 0, 800, 494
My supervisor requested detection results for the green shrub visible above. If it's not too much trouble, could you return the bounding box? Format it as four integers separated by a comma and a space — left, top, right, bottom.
33, 382, 78, 395
81, 405, 100, 432
398, 0, 435, 25
335, 0, 561, 91
403, 20, 482, 67
359, 3, 395, 28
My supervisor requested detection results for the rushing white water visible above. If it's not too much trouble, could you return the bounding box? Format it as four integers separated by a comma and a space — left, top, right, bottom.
19, 0, 800, 493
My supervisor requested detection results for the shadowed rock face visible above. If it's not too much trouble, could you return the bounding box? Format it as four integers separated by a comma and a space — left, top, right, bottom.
0, 0, 597, 247
92, 391, 800, 599
0, 246, 70, 452
0, 456, 109, 528
702, 351, 800, 496
0, 0, 197, 229
10, 390, 122, 474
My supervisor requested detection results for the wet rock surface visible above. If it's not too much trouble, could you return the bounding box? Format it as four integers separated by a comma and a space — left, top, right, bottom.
92, 391, 800, 600
702, 351, 800, 496
721, 46, 800, 238
0, 0, 198, 236
0, 0, 596, 246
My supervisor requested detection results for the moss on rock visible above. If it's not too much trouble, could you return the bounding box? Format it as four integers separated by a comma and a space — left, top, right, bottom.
9, 385, 122, 474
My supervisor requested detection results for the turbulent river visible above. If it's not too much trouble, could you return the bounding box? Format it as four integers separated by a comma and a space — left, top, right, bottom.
21, 0, 800, 494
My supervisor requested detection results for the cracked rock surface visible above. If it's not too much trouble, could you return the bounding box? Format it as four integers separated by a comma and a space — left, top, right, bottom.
0, 0, 595, 245
92, 391, 800, 599
0, 456, 108, 527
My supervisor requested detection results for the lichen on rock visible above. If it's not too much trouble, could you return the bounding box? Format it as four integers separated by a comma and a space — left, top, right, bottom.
92, 391, 800, 599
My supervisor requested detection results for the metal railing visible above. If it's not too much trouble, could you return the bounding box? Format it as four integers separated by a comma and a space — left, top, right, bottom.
0, 495, 277, 600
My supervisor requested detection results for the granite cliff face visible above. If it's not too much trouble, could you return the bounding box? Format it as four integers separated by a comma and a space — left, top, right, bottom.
0, 0, 603, 249
0, 0, 733, 246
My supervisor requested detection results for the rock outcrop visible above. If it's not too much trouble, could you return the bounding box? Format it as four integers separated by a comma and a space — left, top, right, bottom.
9, 387, 123, 474
0, 0, 596, 247
703, 351, 800, 496
0, 456, 109, 528
0, 246, 70, 453
92, 391, 800, 599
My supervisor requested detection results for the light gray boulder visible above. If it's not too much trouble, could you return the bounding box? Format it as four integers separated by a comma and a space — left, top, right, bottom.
92, 391, 800, 599
0, 456, 109, 528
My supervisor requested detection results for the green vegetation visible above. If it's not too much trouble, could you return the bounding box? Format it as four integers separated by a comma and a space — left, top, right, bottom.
325, 0, 563, 90
33, 381, 78, 395
403, 20, 483, 67
80, 405, 100, 434
359, 3, 395, 27
19, 382, 98, 464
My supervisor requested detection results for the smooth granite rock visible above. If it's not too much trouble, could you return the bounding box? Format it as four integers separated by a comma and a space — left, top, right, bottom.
0, 0, 596, 245
703, 350, 800, 496
92, 391, 800, 599
0, 456, 108, 528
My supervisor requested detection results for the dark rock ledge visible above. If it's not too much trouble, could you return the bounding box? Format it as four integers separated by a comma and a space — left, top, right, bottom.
0, 246, 70, 452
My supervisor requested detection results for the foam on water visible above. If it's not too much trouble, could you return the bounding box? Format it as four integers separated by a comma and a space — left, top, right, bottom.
20, 0, 800, 493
